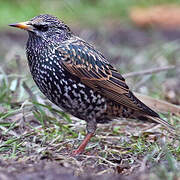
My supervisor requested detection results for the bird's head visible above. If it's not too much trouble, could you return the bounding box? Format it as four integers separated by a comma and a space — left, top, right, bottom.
9, 14, 72, 42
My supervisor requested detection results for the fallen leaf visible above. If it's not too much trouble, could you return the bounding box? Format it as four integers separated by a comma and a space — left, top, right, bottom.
134, 92, 180, 116
163, 78, 180, 105
130, 5, 180, 29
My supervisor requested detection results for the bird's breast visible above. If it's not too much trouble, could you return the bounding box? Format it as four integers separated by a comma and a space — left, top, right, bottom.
26, 46, 108, 121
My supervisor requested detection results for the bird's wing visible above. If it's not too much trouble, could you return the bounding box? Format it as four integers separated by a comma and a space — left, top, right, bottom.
57, 38, 149, 111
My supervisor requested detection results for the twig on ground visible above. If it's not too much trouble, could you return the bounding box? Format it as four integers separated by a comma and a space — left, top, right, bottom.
123, 65, 177, 78
22, 82, 36, 101
81, 155, 117, 166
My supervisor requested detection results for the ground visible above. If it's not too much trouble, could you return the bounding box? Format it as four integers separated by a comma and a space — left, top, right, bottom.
0, 24, 180, 180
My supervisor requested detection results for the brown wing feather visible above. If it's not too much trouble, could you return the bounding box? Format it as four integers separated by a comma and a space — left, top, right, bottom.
59, 38, 147, 112
62, 62, 148, 111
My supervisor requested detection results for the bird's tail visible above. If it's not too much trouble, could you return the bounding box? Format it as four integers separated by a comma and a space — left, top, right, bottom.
145, 115, 176, 134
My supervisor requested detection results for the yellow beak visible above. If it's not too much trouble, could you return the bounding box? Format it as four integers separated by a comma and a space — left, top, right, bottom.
9, 21, 34, 31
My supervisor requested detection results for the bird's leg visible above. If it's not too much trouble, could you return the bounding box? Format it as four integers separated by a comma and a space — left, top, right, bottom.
72, 133, 94, 155
72, 119, 97, 155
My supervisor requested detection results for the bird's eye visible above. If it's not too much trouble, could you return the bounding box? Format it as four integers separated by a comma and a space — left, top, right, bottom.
33, 24, 48, 32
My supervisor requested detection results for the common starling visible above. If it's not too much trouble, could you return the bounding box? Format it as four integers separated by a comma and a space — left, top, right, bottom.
9, 14, 174, 155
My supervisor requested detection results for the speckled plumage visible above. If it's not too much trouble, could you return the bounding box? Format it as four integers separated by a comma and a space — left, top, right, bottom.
10, 14, 174, 154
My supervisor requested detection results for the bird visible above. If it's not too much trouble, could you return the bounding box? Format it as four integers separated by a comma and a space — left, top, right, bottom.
9, 14, 175, 155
